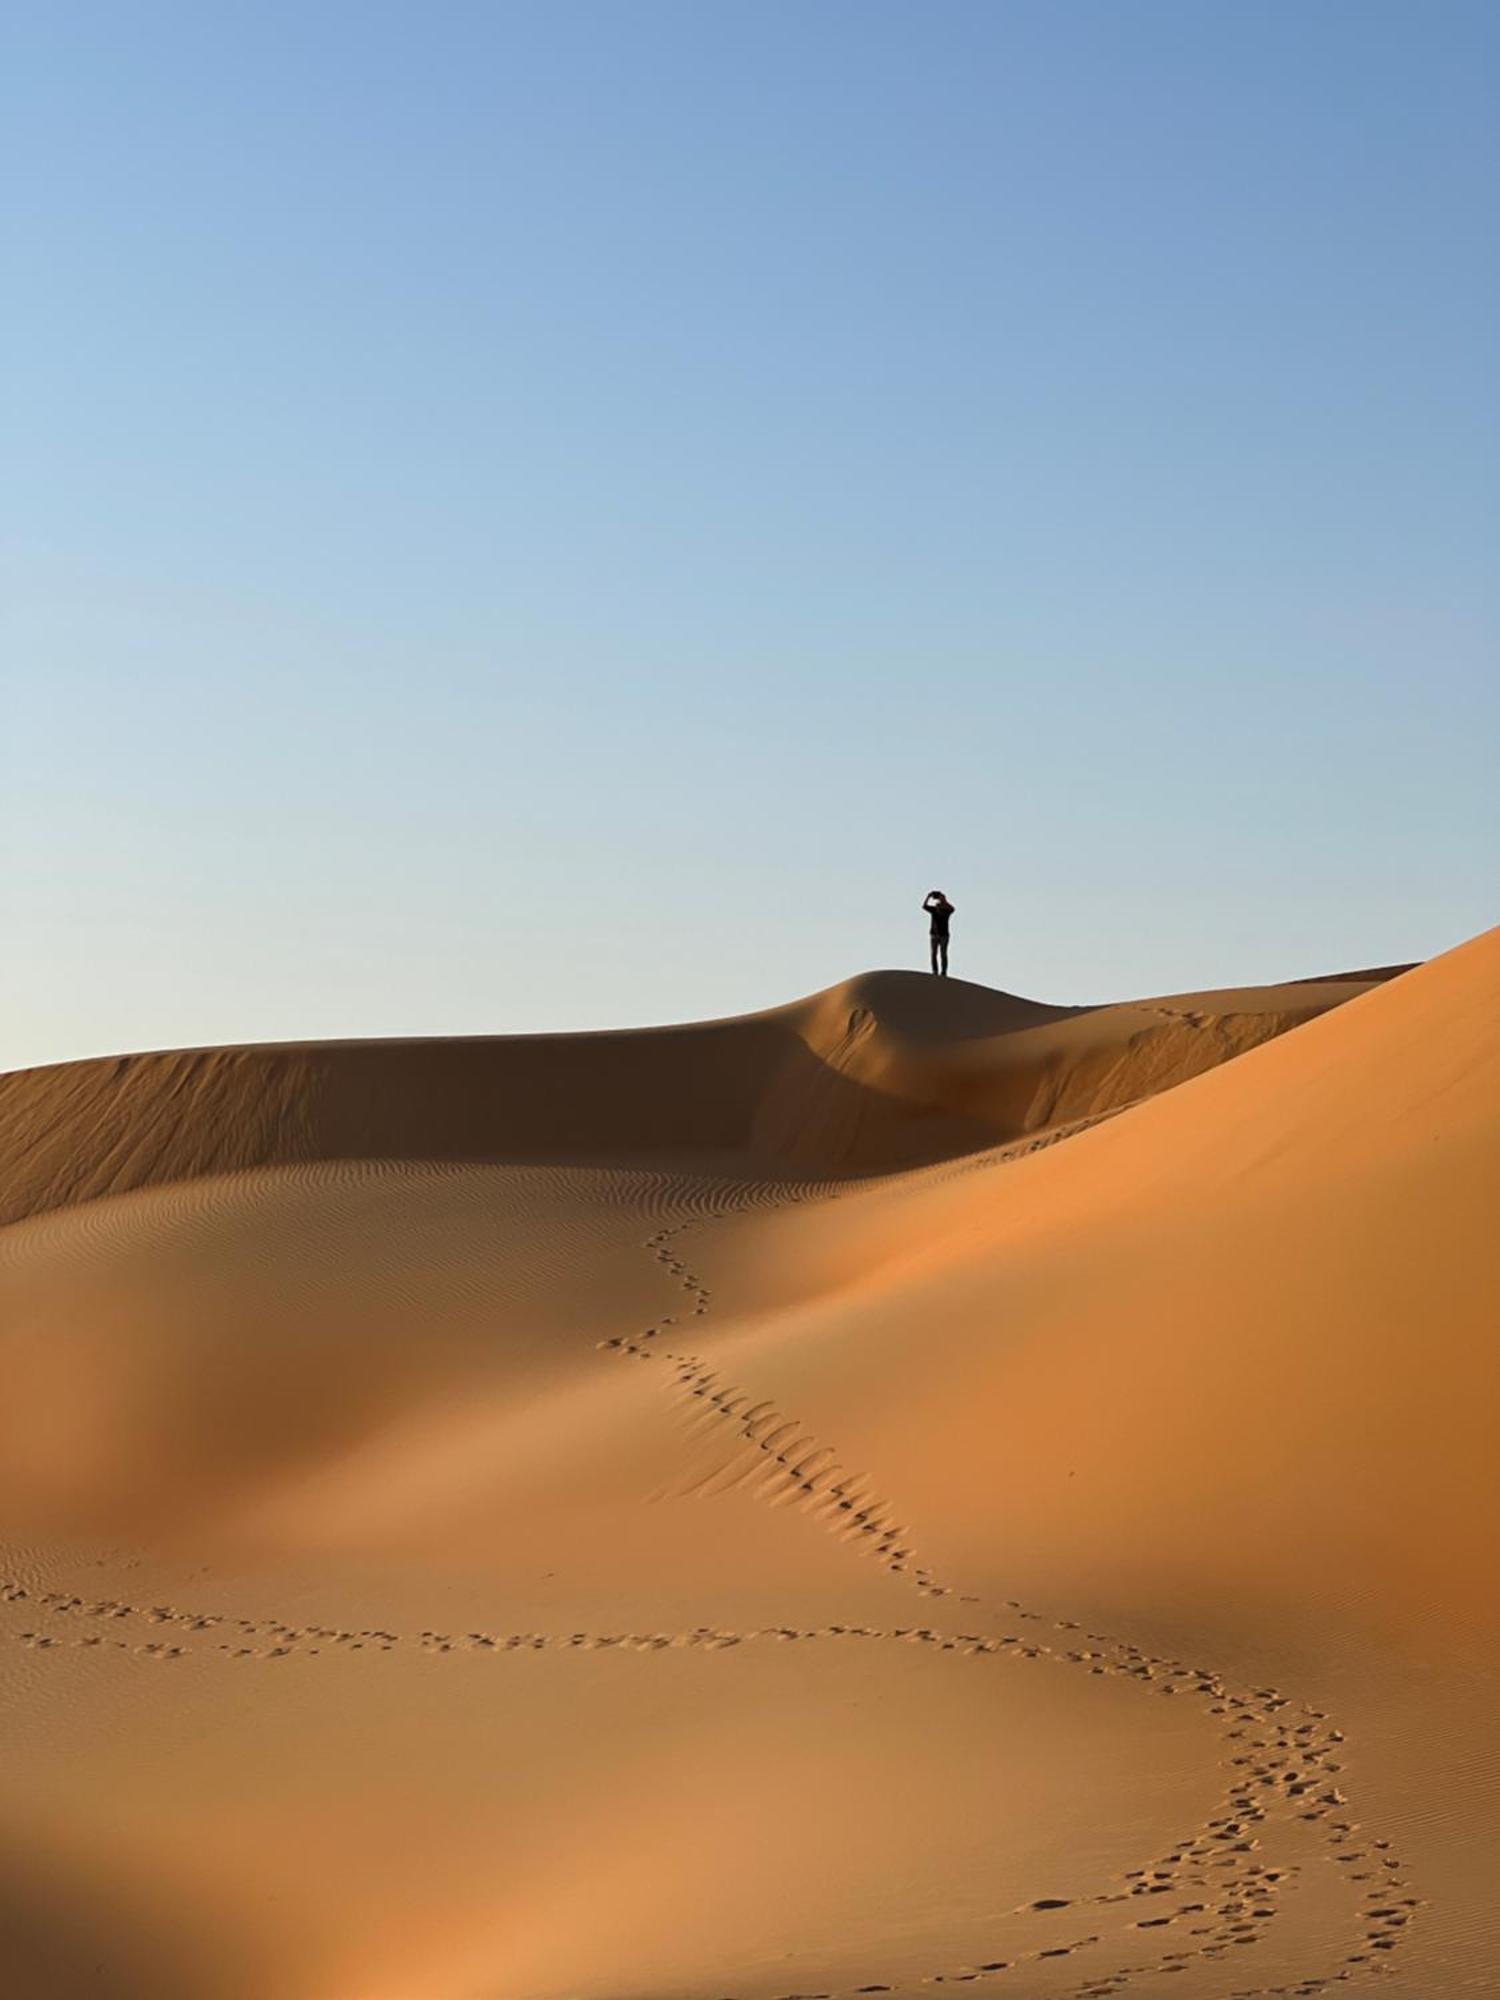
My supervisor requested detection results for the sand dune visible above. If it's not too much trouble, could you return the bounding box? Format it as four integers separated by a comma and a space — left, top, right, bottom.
1, 941, 1493, 1999
0, 964, 1399, 1221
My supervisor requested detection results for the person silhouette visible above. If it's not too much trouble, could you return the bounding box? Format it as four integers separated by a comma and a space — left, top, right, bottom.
922, 889, 954, 977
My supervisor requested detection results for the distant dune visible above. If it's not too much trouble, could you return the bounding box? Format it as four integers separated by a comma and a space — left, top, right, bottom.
0, 963, 1403, 1219
0, 939, 1493, 2000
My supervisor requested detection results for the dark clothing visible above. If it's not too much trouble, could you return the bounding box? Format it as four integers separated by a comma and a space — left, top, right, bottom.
923, 894, 954, 978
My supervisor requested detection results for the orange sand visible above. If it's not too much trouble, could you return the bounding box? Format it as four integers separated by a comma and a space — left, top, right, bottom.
0, 940, 1493, 1998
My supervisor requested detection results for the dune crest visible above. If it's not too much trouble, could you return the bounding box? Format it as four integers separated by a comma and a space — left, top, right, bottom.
0, 962, 1400, 1222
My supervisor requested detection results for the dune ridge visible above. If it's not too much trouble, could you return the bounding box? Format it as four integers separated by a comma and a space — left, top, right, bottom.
1, 939, 1494, 2000
0, 964, 1400, 1223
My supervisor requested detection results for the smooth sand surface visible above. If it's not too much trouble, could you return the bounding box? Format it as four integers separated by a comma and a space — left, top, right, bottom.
1, 943, 1493, 1998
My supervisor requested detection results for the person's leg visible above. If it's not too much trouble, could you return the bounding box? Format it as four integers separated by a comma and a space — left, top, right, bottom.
929, 935, 940, 975
939, 938, 949, 977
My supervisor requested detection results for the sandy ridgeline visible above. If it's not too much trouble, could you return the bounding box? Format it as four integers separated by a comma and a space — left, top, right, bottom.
0, 937, 1495, 2000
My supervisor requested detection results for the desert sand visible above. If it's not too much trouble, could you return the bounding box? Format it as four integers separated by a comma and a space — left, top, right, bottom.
1, 936, 1495, 1999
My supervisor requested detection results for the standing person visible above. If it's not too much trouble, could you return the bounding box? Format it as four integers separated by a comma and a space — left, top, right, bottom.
922, 889, 954, 977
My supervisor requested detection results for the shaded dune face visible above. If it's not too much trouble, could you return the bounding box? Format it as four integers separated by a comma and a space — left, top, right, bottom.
2, 941, 1495, 2000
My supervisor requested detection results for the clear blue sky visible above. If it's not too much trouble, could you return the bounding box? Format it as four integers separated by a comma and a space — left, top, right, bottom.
5, 0, 1496, 1068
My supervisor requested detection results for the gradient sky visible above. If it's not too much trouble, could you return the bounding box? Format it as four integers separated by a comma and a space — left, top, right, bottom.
5, 0, 1496, 1069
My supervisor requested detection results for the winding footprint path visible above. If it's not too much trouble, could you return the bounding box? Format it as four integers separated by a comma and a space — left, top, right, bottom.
601, 1175, 1422, 1999
0, 1146, 1422, 1999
